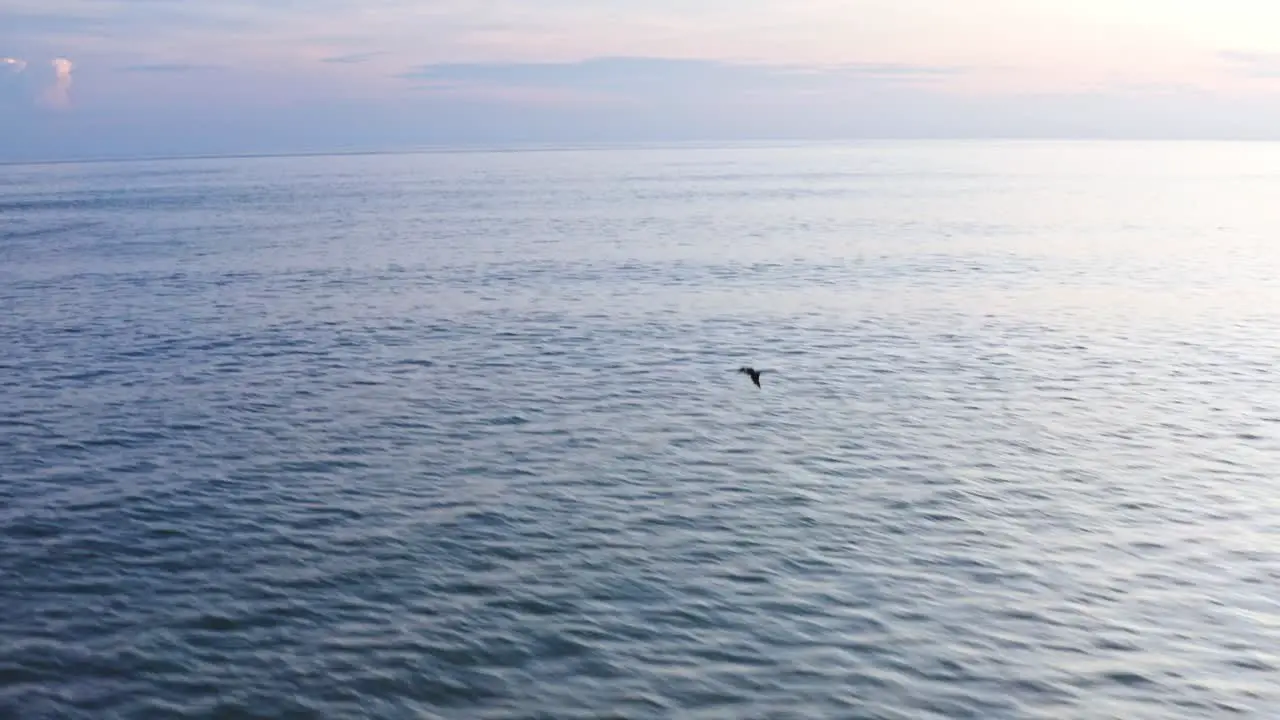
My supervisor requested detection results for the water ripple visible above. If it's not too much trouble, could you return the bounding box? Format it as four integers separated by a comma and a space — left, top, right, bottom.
3, 143, 1280, 718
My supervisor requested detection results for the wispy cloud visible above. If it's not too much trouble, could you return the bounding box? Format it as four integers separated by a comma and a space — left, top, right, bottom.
322, 51, 385, 64
120, 63, 223, 73
828, 62, 963, 79
2, 57, 28, 73
0, 10, 110, 36
0, 3, 263, 38
399, 56, 967, 101
402, 57, 730, 88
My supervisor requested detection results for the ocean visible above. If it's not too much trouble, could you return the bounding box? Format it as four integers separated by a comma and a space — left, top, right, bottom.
2, 140, 1279, 718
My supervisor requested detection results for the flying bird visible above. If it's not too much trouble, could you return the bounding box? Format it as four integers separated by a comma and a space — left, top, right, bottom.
736, 366, 770, 388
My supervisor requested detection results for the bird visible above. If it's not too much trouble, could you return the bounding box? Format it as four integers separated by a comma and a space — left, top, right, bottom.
736, 366, 769, 388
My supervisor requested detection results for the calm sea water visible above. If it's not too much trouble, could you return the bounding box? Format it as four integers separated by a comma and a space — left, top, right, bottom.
3, 141, 1280, 719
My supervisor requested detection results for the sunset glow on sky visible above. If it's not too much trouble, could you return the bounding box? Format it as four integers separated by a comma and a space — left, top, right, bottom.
5, 0, 1280, 159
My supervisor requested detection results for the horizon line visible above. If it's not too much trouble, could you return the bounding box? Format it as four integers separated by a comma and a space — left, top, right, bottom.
2, 135, 1277, 168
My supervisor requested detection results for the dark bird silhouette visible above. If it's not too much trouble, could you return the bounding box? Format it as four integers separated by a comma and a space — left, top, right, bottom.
737, 366, 769, 388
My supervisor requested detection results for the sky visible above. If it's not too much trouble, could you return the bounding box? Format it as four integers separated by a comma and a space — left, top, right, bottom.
5, 0, 1280, 160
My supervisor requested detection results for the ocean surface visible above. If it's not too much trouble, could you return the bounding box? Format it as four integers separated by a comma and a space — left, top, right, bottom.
2, 140, 1280, 719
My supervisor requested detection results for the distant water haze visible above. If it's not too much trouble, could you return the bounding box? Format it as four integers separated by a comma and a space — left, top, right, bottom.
2, 141, 1279, 717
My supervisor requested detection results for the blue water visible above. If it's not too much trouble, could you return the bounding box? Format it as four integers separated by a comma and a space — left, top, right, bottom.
3, 141, 1280, 718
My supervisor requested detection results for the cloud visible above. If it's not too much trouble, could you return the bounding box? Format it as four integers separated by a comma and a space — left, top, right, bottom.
826, 62, 964, 79
1219, 51, 1280, 78
406, 79, 635, 108
388, 56, 985, 141
0, 3, 260, 39
39, 57, 73, 109
0, 10, 110, 36
322, 51, 385, 64
402, 57, 730, 91
120, 63, 223, 73
1, 56, 37, 113
398, 56, 967, 106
